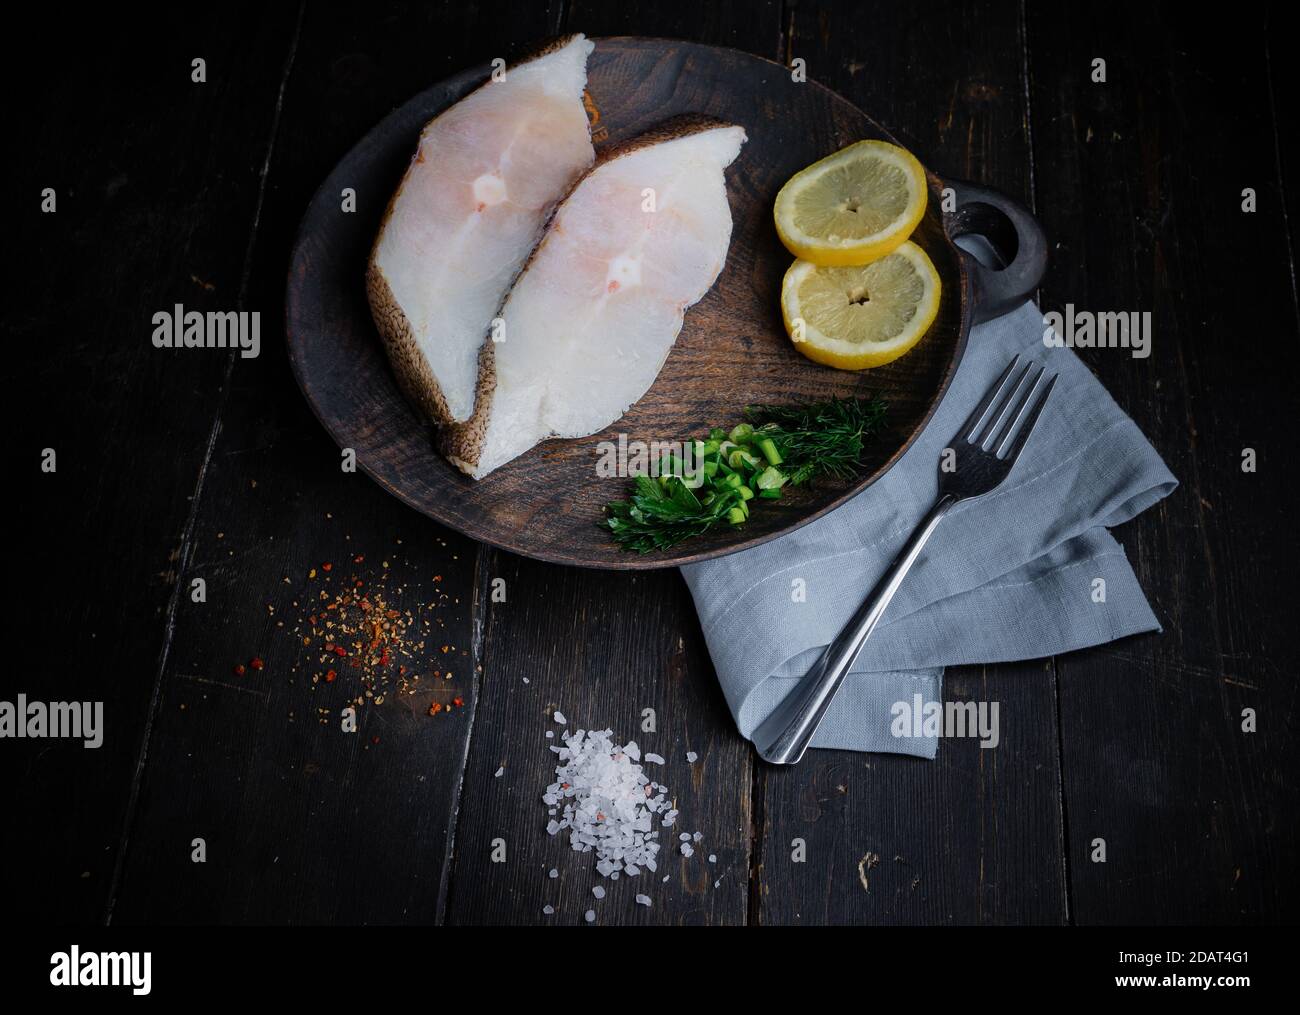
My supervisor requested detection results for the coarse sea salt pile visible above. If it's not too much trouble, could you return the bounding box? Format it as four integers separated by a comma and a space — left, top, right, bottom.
543, 726, 680, 879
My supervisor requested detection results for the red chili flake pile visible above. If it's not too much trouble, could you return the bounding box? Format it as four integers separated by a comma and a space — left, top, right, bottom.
281, 545, 469, 726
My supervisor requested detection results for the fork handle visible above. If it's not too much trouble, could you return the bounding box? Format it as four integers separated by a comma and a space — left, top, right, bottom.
751, 494, 959, 765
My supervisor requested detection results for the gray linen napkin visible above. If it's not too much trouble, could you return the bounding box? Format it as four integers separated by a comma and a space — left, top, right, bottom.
681, 299, 1177, 757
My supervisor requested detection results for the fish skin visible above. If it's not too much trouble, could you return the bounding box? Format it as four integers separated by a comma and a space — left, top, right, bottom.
368, 34, 595, 425
443, 115, 747, 479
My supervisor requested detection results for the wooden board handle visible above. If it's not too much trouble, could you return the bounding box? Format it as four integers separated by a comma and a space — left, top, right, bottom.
942, 178, 1048, 325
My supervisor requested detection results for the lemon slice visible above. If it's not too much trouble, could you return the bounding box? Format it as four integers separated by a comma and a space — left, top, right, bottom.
781, 241, 941, 370
774, 140, 928, 266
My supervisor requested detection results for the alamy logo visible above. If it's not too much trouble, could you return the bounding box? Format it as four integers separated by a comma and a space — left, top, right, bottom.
152, 303, 261, 359
1042, 304, 1151, 359
595, 434, 701, 480
890, 694, 1000, 748
50, 947, 151, 995
0, 695, 103, 748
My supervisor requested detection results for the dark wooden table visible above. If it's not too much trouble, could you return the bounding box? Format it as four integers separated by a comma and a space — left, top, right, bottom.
8, 0, 1296, 926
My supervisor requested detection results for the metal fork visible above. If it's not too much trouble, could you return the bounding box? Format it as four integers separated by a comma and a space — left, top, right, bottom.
751, 355, 1058, 765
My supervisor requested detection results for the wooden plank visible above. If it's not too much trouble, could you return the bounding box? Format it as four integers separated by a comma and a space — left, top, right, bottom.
108, 2, 561, 924
444, 558, 754, 925
1265, 13, 1297, 302
1026, 5, 1300, 922
5, 4, 302, 924
758, 662, 1066, 924
755, 0, 1068, 925
572, 0, 782, 48
443, 0, 783, 927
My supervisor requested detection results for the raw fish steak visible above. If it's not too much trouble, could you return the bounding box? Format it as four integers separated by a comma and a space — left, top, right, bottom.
444, 115, 747, 479
367, 34, 595, 424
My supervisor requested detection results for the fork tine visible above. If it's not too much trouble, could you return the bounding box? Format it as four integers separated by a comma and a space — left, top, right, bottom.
959, 356, 1021, 443
996, 371, 1057, 462
974, 360, 1035, 449
987, 364, 1045, 451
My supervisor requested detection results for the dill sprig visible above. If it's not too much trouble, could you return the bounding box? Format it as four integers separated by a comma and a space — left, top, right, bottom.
745, 395, 888, 486
602, 395, 888, 554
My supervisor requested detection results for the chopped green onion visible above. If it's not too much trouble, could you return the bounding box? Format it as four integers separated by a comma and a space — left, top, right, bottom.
603, 395, 886, 552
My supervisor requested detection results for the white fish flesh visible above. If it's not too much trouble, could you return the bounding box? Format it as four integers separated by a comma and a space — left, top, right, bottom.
444, 116, 746, 479
367, 34, 595, 423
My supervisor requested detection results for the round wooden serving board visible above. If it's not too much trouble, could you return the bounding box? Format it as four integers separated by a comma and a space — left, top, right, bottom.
288, 37, 979, 569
